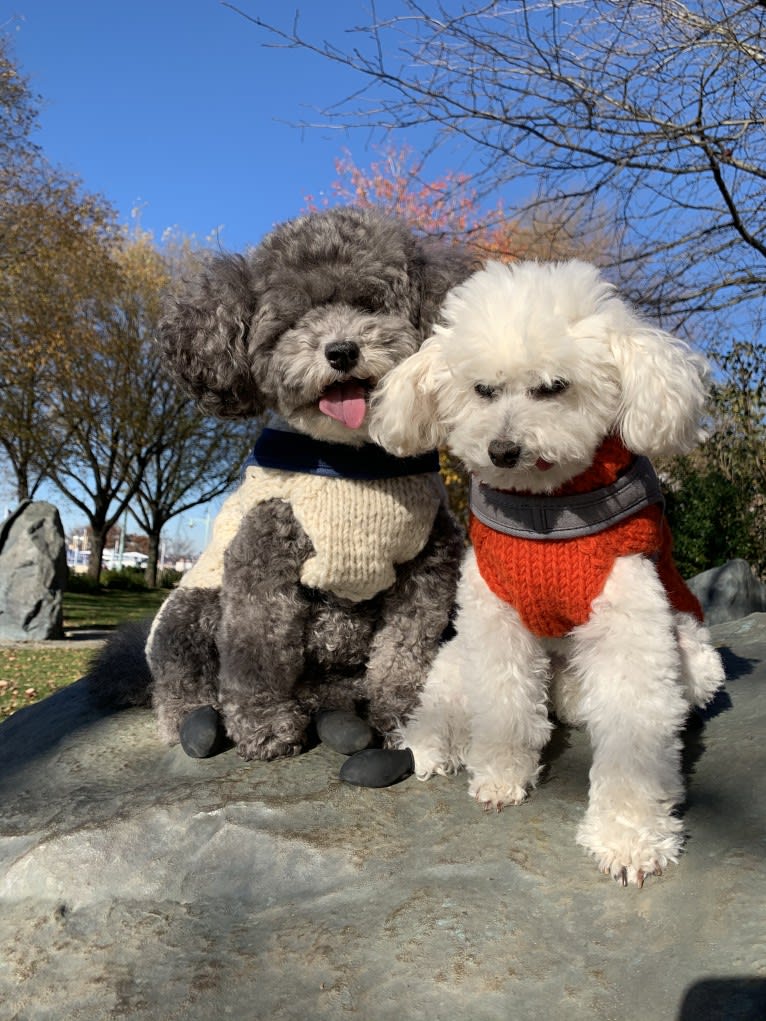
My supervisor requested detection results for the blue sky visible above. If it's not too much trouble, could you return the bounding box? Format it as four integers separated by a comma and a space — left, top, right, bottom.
9, 0, 406, 250
5, 0, 471, 551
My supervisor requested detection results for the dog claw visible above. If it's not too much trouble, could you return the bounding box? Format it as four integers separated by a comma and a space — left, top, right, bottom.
478, 799, 503, 814
639, 863, 663, 887
601, 861, 663, 887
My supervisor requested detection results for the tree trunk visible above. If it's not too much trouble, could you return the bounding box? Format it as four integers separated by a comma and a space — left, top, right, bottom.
87, 528, 108, 584
144, 530, 161, 589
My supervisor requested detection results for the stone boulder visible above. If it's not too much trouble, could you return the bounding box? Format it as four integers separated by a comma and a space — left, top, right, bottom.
0, 615, 764, 1019
688, 558, 766, 625
0, 501, 67, 641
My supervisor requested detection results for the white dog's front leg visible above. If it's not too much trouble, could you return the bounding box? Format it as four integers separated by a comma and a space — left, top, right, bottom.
395, 644, 469, 779
572, 555, 690, 886
457, 553, 552, 811
675, 611, 725, 709
395, 552, 477, 779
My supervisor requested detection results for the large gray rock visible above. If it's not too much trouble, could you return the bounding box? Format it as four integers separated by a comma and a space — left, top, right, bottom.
688, 558, 766, 625
0, 501, 67, 641
0, 617, 764, 1020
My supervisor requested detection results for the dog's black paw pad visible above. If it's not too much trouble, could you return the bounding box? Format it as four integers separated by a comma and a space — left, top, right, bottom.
339, 747, 415, 787
316, 710, 375, 755
180, 706, 226, 758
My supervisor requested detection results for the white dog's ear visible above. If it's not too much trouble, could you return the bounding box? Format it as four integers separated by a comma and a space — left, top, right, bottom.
610, 324, 709, 458
369, 341, 449, 456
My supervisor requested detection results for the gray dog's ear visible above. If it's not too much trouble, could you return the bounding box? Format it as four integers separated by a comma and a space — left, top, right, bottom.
157, 252, 265, 418
410, 239, 479, 336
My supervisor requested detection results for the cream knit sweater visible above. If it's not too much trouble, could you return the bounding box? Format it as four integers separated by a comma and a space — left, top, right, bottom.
179, 465, 443, 602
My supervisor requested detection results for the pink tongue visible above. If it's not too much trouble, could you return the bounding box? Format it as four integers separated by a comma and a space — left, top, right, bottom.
318, 382, 368, 429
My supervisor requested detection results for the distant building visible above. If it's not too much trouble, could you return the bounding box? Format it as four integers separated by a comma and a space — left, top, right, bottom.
102, 551, 149, 569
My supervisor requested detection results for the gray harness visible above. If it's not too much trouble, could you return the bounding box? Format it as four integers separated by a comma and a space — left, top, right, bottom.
469, 456, 665, 541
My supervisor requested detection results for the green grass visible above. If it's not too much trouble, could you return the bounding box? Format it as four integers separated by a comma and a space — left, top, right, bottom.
64, 588, 168, 631
0, 646, 95, 720
0, 587, 170, 721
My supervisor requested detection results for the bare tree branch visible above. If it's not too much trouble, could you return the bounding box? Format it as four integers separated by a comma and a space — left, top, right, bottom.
237, 0, 766, 339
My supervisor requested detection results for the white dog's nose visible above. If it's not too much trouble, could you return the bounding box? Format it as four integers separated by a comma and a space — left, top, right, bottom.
488, 440, 522, 468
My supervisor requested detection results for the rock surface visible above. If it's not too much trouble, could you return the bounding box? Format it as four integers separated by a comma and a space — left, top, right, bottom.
688, 558, 766, 625
1, 616, 765, 1020
0, 501, 67, 641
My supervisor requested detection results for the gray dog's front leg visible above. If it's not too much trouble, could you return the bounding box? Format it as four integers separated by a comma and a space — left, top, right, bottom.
217, 500, 313, 761
147, 586, 223, 745
362, 504, 463, 741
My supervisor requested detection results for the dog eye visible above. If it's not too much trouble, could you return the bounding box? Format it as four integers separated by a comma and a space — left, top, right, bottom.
474, 382, 500, 400
531, 379, 570, 399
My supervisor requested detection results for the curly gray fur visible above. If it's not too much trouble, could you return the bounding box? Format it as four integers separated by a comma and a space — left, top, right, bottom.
91, 206, 476, 761
157, 206, 475, 425
85, 618, 154, 709
204, 499, 463, 761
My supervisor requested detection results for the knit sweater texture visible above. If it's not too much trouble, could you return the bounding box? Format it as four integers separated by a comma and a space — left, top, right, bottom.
469, 437, 703, 638
181, 466, 442, 602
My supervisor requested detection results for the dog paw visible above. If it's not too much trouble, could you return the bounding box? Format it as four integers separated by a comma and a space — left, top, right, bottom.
315, 710, 375, 755
339, 748, 414, 788
227, 716, 306, 762
405, 743, 462, 780
468, 775, 529, 811
179, 706, 227, 758
577, 813, 683, 888
236, 734, 303, 761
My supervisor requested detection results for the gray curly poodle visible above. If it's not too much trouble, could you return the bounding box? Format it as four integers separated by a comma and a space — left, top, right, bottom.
100, 207, 474, 771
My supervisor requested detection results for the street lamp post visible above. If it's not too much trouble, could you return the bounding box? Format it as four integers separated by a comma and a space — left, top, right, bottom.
188, 507, 212, 552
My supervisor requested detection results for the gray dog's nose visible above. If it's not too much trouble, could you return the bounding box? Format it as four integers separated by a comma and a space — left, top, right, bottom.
325, 340, 360, 372
488, 440, 522, 468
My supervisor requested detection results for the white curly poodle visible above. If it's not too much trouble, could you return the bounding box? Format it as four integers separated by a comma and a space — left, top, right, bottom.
370, 259, 725, 887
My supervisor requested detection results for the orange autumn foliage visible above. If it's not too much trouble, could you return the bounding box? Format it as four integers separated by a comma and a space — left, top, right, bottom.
307, 145, 608, 268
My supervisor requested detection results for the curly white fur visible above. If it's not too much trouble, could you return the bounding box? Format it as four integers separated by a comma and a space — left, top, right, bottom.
370, 259, 725, 887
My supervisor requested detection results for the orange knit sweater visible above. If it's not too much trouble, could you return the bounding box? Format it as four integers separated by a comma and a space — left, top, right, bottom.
469, 438, 703, 638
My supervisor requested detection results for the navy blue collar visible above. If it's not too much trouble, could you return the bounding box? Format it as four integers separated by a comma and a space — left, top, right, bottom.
244, 428, 440, 480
